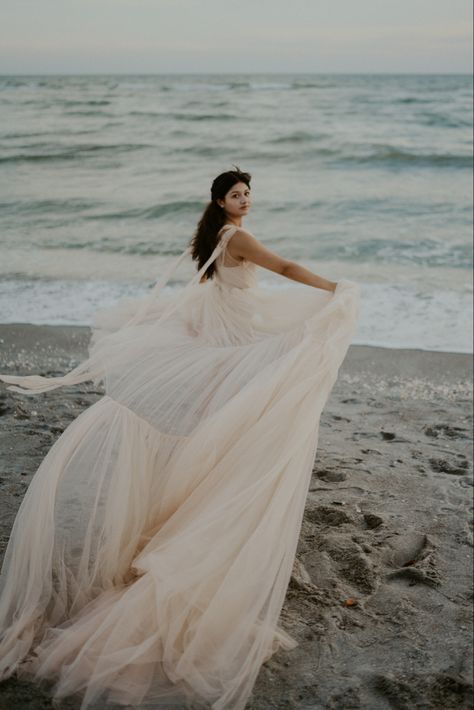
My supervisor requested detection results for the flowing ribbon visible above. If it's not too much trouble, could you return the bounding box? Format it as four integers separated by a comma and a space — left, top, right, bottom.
0, 227, 236, 396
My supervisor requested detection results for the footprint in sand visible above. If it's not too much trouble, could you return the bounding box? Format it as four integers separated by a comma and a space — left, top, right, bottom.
315, 468, 348, 482
424, 423, 470, 439
319, 533, 378, 594
382, 531, 441, 587
351, 431, 380, 441
305, 504, 355, 527
331, 414, 351, 423
429, 457, 470, 476
363, 513, 385, 529
379, 430, 411, 442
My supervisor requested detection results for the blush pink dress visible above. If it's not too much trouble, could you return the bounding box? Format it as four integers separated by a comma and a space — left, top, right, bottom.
0, 224, 360, 710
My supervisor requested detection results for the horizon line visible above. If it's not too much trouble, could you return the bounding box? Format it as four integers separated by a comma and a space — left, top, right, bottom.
0, 70, 472, 77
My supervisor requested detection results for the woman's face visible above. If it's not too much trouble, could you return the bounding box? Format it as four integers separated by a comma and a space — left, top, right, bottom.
217, 181, 251, 219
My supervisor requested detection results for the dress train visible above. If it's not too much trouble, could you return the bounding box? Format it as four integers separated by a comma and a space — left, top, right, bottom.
0, 224, 361, 709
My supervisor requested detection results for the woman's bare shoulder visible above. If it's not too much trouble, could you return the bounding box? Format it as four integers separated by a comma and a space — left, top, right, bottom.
229, 228, 290, 274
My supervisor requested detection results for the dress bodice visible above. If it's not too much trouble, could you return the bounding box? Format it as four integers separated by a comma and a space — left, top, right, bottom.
213, 225, 258, 290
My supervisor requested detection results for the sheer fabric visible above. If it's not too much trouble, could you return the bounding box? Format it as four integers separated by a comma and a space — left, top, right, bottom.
0, 224, 360, 709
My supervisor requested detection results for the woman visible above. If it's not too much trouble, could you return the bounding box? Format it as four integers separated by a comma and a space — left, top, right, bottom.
0, 167, 360, 710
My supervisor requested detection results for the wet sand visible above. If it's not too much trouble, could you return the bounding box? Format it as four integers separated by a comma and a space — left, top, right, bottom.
0, 324, 472, 709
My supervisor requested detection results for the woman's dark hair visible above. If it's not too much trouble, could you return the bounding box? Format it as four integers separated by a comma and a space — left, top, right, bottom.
189, 165, 251, 280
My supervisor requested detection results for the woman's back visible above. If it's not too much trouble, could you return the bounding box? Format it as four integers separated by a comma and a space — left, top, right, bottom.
213, 224, 258, 290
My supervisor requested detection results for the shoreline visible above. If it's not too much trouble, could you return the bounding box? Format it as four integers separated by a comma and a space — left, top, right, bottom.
0, 324, 472, 709
1, 321, 472, 358
1, 260, 472, 354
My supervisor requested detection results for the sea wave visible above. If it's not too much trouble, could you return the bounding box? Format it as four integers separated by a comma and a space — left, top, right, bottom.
127, 110, 237, 121
417, 112, 472, 129
339, 146, 472, 169
5, 234, 467, 270
82, 200, 204, 221
0, 143, 153, 164
0, 73, 471, 353
0, 198, 101, 216
317, 238, 473, 269
268, 131, 326, 144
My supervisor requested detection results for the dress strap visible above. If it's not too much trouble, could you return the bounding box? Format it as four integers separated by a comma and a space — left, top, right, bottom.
129, 226, 239, 327
218, 224, 239, 246
150, 234, 230, 326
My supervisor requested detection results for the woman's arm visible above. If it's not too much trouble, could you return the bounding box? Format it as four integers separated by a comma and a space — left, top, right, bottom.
228, 228, 337, 293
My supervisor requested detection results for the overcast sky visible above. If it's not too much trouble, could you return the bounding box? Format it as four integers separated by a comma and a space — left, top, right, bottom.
0, 0, 472, 74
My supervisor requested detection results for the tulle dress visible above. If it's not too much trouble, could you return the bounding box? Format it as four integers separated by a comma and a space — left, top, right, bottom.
0, 224, 361, 710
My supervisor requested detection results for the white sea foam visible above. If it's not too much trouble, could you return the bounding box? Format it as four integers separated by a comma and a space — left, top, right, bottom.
0, 276, 471, 354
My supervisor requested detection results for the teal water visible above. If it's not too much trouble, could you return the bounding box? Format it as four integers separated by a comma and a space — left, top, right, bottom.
0, 73, 472, 351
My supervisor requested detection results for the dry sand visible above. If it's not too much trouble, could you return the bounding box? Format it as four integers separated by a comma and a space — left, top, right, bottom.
0, 324, 472, 710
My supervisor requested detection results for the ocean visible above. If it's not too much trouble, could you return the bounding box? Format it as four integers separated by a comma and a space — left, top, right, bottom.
0, 73, 472, 352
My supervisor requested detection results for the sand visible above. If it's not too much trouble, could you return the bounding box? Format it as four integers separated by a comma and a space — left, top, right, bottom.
0, 323, 472, 710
